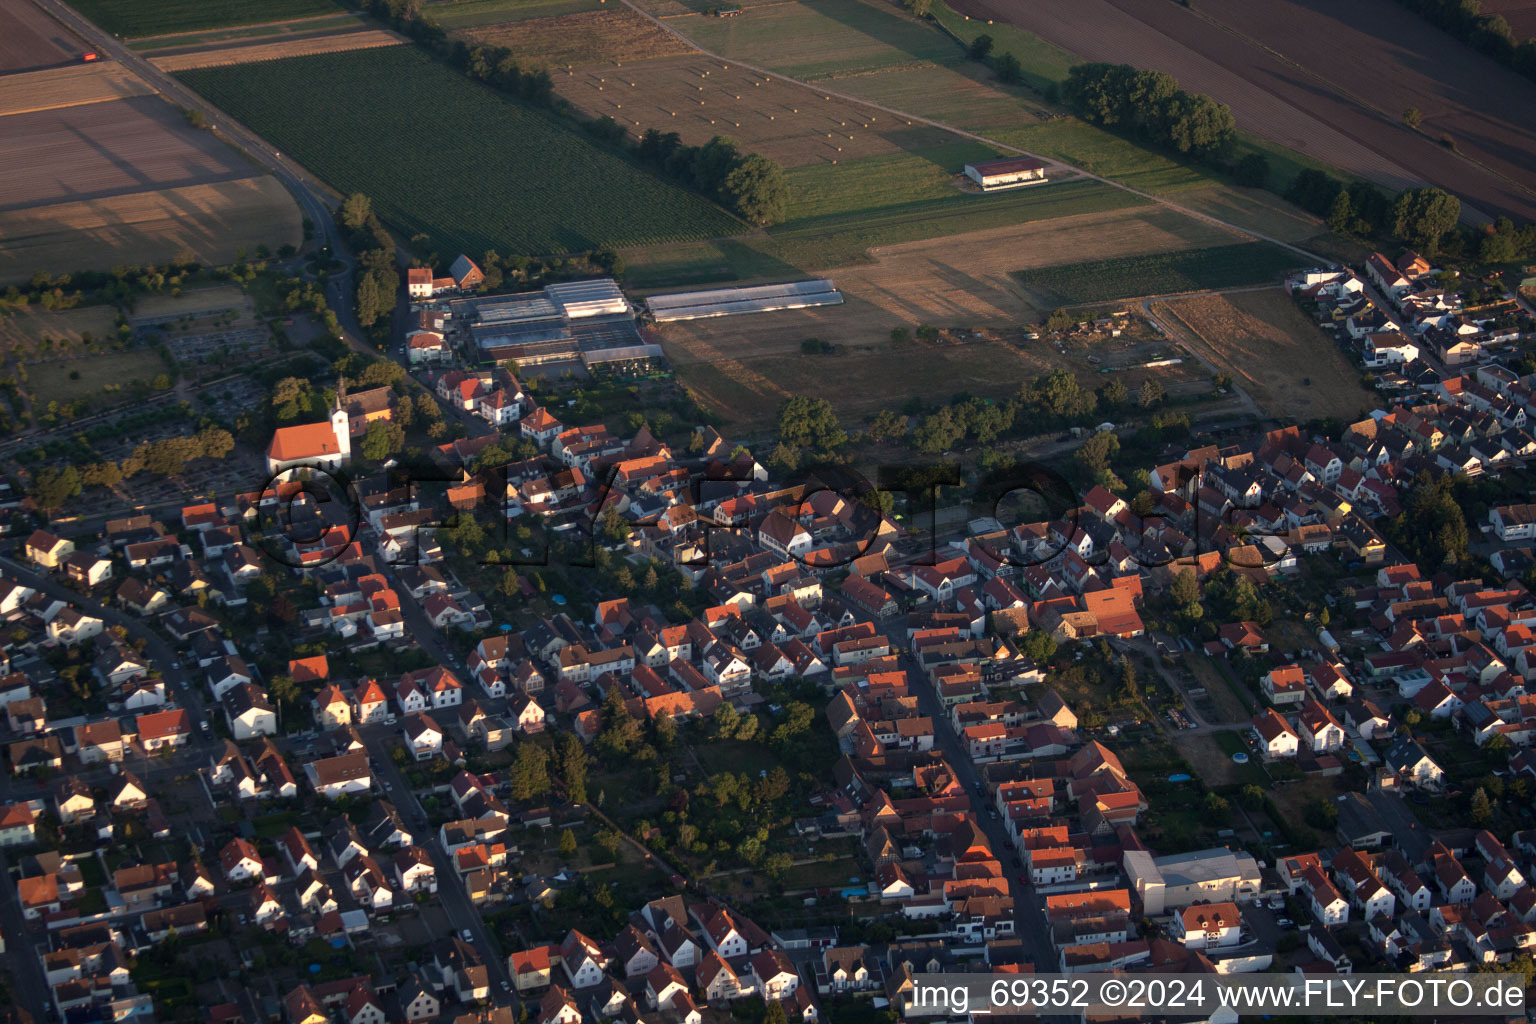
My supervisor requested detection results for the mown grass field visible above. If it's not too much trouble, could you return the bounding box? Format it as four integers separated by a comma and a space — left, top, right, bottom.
682, 0, 959, 80
783, 140, 1002, 219
1013, 241, 1303, 305
929, 0, 1077, 93
179, 46, 742, 256
623, 177, 1145, 287
67, 0, 344, 37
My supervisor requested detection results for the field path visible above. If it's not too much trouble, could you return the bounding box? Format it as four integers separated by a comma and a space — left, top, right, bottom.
616, 0, 1332, 265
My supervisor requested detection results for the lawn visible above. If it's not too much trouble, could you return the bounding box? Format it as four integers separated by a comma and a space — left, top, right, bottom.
783, 140, 1004, 220
67, 0, 344, 37
178, 47, 743, 257
27, 349, 170, 408
1013, 241, 1303, 305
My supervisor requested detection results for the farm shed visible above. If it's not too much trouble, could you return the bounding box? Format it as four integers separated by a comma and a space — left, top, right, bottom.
451, 277, 641, 365
964, 156, 1048, 191
645, 279, 844, 322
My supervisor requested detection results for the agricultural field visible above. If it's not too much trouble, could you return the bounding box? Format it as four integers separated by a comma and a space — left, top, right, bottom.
1173, 184, 1323, 244
622, 177, 1144, 287
0, 96, 256, 209
0, 59, 300, 282
677, 0, 959, 80
178, 46, 743, 256
784, 141, 1010, 219
1155, 288, 1376, 422
951, 0, 1536, 220
0, 178, 301, 282
149, 29, 403, 72
554, 54, 960, 167
458, 8, 690, 68
655, 202, 1224, 428
0, 0, 86, 73
0, 62, 151, 117
425, 0, 602, 30
0, 305, 120, 359
65, 0, 345, 38
1013, 242, 1303, 306
128, 12, 360, 50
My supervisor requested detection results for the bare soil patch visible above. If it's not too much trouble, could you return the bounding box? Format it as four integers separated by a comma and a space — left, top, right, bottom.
0, 177, 301, 281
554, 53, 953, 166
660, 206, 1220, 428
0, 62, 152, 117
458, 8, 691, 67
951, 0, 1536, 221
0, 95, 255, 210
149, 27, 402, 71
1156, 288, 1374, 423
0, 0, 86, 72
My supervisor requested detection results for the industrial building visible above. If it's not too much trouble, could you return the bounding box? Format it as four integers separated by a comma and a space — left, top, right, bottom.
645, 280, 844, 322
449, 279, 656, 372
964, 156, 1048, 191
1124, 847, 1262, 916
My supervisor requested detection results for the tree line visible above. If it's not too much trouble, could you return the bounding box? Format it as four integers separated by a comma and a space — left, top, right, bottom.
33, 426, 235, 508
1395, 0, 1536, 84
358, 0, 788, 226
1062, 63, 1237, 162
339, 193, 400, 339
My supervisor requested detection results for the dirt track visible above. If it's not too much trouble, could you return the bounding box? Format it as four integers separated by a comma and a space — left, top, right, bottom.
950, 0, 1536, 222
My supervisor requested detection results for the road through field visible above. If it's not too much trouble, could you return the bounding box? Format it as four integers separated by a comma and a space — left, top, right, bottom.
948, 0, 1536, 222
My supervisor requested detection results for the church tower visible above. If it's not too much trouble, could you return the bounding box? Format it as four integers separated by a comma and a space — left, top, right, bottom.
331, 384, 351, 460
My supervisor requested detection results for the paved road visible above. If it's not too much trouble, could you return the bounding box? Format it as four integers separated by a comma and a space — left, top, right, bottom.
359, 724, 518, 1007
0, 843, 50, 1022
0, 556, 219, 753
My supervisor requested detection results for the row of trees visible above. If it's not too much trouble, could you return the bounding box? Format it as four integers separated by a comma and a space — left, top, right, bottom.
1289, 170, 1465, 252
33, 426, 235, 508
1062, 63, 1236, 160
634, 131, 788, 225
1395, 0, 1536, 83
340, 193, 399, 337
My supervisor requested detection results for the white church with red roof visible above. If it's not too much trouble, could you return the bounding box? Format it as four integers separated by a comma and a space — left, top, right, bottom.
267, 391, 350, 475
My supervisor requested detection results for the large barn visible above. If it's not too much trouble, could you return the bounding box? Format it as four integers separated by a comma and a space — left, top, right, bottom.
450, 279, 643, 368
964, 156, 1048, 191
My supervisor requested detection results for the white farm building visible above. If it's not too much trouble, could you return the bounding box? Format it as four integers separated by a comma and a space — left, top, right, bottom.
964, 156, 1048, 191
645, 280, 843, 322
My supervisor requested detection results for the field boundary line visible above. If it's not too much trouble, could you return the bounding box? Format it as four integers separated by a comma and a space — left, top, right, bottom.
615, 0, 1335, 266
125, 9, 369, 42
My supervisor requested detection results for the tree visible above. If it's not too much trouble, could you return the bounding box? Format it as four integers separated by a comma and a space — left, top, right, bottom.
597, 684, 643, 756
1232, 152, 1269, 188
269, 674, 298, 706
360, 419, 404, 462
1100, 379, 1128, 407
1075, 430, 1120, 476
32, 465, 80, 509
1403, 106, 1422, 128
969, 34, 994, 60
1028, 368, 1095, 419
903, 0, 932, 15
1045, 308, 1075, 332
596, 829, 623, 861
776, 395, 846, 451
1019, 629, 1057, 664
1137, 378, 1165, 408
993, 52, 1023, 85
1471, 786, 1493, 826
558, 828, 578, 858
721, 154, 788, 225
1325, 189, 1357, 236
1203, 792, 1230, 816
762, 999, 790, 1024
1391, 187, 1461, 251
713, 701, 741, 739
866, 409, 907, 442
1170, 568, 1199, 606
510, 741, 550, 801
557, 733, 589, 804
340, 193, 373, 231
